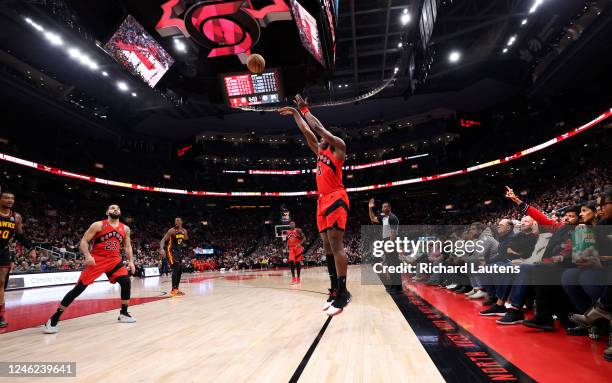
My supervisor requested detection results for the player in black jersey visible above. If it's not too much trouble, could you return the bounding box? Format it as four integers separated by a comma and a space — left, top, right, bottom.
0, 191, 37, 328
160, 217, 189, 297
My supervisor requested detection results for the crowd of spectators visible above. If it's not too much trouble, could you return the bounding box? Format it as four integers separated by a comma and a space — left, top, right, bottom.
394, 164, 611, 362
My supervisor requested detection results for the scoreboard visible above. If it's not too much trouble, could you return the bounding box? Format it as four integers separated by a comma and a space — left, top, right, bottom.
221, 69, 284, 108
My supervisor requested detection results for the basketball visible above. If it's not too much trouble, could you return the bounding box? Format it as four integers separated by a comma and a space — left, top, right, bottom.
246, 54, 265, 74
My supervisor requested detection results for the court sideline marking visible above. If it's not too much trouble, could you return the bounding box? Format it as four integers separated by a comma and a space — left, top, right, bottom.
289, 316, 333, 383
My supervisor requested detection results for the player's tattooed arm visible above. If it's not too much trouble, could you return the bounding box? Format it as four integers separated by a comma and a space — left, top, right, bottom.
124, 226, 135, 274
278, 106, 318, 154
80, 221, 103, 266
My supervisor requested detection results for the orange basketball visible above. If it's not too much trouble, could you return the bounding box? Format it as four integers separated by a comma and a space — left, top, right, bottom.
246, 54, 265, 74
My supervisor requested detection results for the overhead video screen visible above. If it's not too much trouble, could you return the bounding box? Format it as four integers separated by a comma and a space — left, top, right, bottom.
290, 0, 325, 66
104, 15, 174, 87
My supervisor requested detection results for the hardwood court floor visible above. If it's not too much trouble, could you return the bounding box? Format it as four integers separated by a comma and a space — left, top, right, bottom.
0, 266, 444, 383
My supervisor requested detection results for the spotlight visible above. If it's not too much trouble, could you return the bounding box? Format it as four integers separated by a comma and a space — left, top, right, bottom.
117, 82, 129, 91
131, 92, 137, 97
448, 51, 461, 63
44, 32, 63, 46
503, 48, 509, 53
507, 35, 517, 46
529, 0, 544, 14
68, 47, 81, 58
521, 19, 528, 26
102, 71, 109, 77
401, 9, 411, 25
174, 39, 187, 53
394, 66, 399, 73
398, 42, 403, 48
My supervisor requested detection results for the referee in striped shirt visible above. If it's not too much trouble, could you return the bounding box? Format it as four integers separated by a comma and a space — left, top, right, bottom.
368, 199, 402, 293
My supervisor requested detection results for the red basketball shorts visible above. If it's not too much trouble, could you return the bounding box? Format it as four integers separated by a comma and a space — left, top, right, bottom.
78, 256, 128, 286
316, 189, 350, 233
288, 246, 304, 262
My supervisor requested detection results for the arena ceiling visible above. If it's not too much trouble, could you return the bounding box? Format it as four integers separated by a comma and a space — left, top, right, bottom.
0, 0, 610, 139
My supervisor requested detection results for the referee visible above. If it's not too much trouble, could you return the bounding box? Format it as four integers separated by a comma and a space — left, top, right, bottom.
368, 198, 402, 294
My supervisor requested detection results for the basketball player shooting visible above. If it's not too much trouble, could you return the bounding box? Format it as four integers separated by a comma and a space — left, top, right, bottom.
159, 217, 188, 297
286, 221, 305, 284
278, 95, 351, 316
0, 190, 37, 328
44, 204, 136, 333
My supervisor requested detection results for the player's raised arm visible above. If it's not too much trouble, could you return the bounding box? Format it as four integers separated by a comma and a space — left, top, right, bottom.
368, 198, 379, 224
295, 95, 346, 157
278, 106, 319, 154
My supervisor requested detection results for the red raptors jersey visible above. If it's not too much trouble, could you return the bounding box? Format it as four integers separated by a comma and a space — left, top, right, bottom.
91, 220, 126, 258
316, 146, 344, 195
286, 229, 303, 249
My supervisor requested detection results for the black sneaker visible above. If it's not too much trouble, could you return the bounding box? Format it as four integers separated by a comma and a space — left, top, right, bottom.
496, 308, 525, 324
523, 316, 555, 331
482, 297, 497, 306
480, 304, 506, 316
0, 316, 7, 328
456, 286, 471, 294
326, 291, 352, 316
323, 289, 337, 311
565, 324, 589, 336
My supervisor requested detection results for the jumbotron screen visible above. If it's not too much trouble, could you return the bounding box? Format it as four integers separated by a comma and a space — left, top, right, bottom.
222, 69, 284, 108
104, 15, 174, 88
290, 0, 325, 66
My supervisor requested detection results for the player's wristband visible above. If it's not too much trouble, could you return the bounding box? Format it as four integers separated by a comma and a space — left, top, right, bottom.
299, 106, 310, 115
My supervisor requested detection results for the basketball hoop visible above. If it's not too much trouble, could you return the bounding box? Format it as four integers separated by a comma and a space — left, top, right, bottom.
275, 224, 291, 240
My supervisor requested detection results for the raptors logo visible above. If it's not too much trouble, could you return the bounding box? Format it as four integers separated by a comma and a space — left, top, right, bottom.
156, 0, 292, 62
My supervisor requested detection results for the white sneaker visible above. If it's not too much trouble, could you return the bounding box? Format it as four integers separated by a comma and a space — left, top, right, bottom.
469, 290, 488, 299
464, 289, 477, 296
323, 289, 337, 311
43, 319, 59, 334
325, 293, 352, 317
445, 284, 458, 290
118, 313, 136, 323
